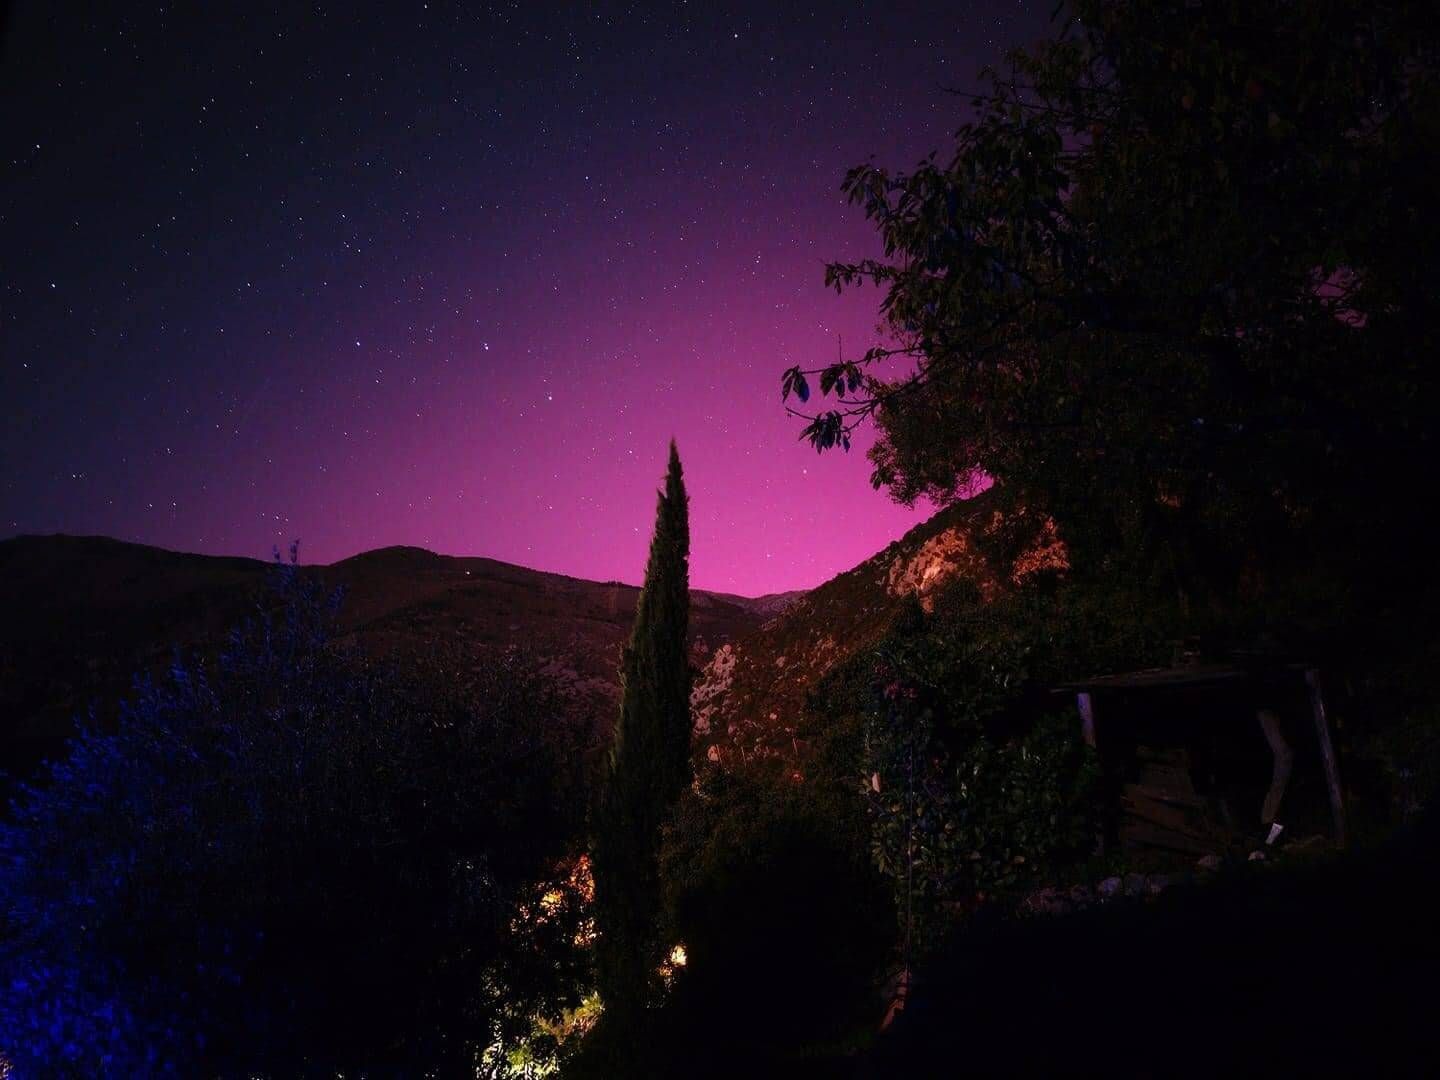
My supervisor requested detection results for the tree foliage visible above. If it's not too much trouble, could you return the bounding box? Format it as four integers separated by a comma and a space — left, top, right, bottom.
803, 578, 1178, 953
650, 756, 892, 1071
0, 555, 591, 1077
785, 0, 1440, 612
865, 703, 1098, 951
590, 441, 693, 1021
859, 597, 1107, 948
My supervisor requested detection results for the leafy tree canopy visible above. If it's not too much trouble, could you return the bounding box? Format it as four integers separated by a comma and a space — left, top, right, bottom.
786, 0, 1440, 612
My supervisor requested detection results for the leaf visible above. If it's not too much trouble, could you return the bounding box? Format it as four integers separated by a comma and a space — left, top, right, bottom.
780, 366, 811, 403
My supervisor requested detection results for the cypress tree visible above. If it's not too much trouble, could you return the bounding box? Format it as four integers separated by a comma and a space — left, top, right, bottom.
591, 440, 692, 1022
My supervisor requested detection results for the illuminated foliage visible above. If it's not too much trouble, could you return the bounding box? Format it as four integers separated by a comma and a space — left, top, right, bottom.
0, 555, 590, 1077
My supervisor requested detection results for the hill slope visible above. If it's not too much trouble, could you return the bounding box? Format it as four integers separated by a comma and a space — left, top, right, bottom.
0, 535, 770, 778
691, 491, 1066, 757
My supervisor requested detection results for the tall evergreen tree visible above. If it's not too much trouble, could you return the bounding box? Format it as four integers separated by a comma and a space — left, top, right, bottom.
591, 440, 692, 1021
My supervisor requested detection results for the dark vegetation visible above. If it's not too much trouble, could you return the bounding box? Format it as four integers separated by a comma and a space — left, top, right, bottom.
0, 554, 594, 1076
648, 0, 1440, 1071
599, 756, 894, 1076
591, 442, 694, 1026
782, 0, 1440, 681
872, 812, 1440, 1076
4, 2, 1440, 1075
0, 533, 769, 796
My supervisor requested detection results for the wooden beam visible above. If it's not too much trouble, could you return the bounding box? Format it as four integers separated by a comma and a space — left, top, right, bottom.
1305, 668, 1346, 848
1257, 708, 1293, 826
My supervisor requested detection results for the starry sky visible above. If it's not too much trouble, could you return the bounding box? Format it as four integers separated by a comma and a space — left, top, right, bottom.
1, 2, 1049, 595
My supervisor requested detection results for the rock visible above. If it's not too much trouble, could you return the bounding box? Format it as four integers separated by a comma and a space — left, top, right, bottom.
1124, 872, 1148, 897
886, 527, 992, 612
1068, 884, 1095, 906
1248, 850, 1266, 862
1023, 887, 1071, 916
1098, 876, 1123, 899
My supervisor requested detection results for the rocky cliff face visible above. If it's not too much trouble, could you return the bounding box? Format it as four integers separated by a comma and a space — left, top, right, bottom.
691, 492, 1067, 759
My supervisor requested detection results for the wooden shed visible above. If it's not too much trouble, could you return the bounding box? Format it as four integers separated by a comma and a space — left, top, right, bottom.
1058, 659, 1345, 857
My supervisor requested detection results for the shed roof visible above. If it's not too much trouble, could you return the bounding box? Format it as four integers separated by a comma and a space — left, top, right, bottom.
1057, 659, 1311, 694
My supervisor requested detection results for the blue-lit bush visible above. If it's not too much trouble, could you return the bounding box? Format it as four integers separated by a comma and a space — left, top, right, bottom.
0, 557, 592, 1077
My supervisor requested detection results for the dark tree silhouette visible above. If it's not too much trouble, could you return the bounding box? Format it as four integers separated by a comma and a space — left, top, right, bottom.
591, 440, 693, 1022
784, 0, 1440, 615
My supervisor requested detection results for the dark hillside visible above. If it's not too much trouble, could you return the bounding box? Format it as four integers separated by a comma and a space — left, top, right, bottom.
0, 535, 770, 783
691, 489, 1066, 757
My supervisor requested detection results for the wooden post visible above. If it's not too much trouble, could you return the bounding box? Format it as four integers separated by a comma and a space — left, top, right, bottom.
1305, 668, 1346, 848
1077, 692, 1096, 748
1076, 691, 1109, 853
1257, 708, 1293, 826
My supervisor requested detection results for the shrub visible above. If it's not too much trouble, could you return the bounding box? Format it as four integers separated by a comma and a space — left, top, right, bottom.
0, 560, 592, 1077
817, 585, 1115, 953
651, 757, 892, 1065
1362, 707, 1440, 825
865, 707, 1098, 935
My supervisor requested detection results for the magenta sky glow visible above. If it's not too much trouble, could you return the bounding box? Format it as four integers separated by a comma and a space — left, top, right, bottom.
1, 3, 1050, 594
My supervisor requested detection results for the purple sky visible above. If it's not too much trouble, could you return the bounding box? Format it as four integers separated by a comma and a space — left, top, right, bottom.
1, 3, 1050, 594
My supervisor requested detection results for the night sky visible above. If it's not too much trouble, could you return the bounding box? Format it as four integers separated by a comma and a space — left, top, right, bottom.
2, 2, 1048, 594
